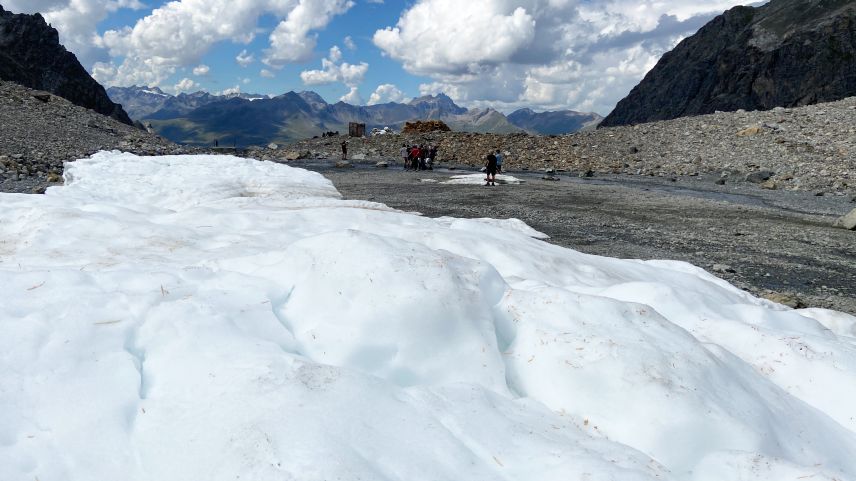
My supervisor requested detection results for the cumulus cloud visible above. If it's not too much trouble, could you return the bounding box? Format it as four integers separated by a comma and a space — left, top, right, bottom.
343, 35, 356, 50
236, 49, 255, 67
90, 0, 354, 87
263, 0, 355, 67
367, 84, 406, 105
339, 86, 363, 104
260, 69, 276, 78
300, 45, 368, 88
374, 0, 750, 114
219, 85, 242, 96
192, 64, 210, 76
173, 77, 198, 93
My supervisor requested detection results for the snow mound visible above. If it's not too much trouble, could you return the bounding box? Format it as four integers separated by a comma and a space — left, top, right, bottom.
1, 152, 855, 481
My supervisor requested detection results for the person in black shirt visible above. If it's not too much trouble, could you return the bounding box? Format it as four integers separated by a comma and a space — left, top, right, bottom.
485, 152, 497, 186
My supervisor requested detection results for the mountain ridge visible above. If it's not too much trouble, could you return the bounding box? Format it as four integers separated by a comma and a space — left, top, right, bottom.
107, 86, 602, 145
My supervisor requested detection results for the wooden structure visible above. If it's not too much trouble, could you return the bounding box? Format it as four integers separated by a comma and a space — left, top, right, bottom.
348, 122, 366, 137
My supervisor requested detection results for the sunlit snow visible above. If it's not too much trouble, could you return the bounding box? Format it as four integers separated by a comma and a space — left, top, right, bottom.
1, 152, 855, 481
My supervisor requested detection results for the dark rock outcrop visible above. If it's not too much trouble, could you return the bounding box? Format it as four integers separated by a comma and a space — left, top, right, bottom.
0, 5, 132, 124
601, 0, 856, 127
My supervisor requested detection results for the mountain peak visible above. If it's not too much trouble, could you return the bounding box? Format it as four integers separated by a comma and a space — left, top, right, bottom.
297, 90, 328, 108
600, 0, 856, 127
0, 6, 132, 124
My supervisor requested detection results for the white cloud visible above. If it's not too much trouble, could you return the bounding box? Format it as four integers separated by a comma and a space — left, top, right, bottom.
263, 0, 355, 68
367, 84, 406, 105
343, 35, 356, 50
339, 86, 363, 104
374, 0, 750, 115
260, 69, 276, 78
219, 85, 241, 96
192, 64, 210, 76
236, 49, 255, 67
300, 45, 368, 88
241, 77, 252, 85
91, 0, 354, 86
173, 77, 198, 93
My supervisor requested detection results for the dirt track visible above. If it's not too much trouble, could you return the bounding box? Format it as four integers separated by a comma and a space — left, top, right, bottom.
297, 160, 856, 315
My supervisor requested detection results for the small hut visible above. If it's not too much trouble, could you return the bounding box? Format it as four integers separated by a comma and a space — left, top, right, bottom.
348, 122, 366, 137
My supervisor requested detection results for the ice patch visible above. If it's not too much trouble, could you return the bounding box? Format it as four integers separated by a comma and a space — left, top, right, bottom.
445, 173, 523, 184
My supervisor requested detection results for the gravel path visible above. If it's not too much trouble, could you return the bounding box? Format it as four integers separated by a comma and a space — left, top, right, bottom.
298, 160, 856, 315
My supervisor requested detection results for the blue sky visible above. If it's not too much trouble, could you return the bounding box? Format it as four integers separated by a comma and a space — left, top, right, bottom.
4, 0, 756, 115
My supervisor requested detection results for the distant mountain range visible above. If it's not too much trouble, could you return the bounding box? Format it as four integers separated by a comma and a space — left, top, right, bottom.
107, 86, 602, 145
601, 0, 856, 127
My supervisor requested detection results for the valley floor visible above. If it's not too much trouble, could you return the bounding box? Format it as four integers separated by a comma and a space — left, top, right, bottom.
298, 159, 856, 315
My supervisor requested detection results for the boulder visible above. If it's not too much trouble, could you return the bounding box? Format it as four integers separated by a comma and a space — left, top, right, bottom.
335, 161, 353, 168
760, 180, 777, 190
283, 151, 309, 161
746, 170, 774, 183
375, 161, 389, 168
834, 208, 856, 230
737, 126, 764, 137
764, 292, 805, 309
712, 264, 736, 274
267, 143, 279, 150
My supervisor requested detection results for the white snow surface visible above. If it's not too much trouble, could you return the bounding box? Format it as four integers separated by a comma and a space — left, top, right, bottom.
2, 152, 855, 481
445, 173, 523, 184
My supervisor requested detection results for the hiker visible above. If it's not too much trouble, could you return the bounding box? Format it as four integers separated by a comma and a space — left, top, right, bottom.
428, 145, 437, 170
419, 144, 428, 170
410, 145, 421, 170
341, 140, 348, 160
495, 149, 503, 174
400, 144, 409, 170
485, 152, 497, 186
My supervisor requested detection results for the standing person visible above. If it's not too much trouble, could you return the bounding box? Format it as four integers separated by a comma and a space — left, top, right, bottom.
428, 145, 437, 170
400, 144, 409, 170
340, 140, 348, 160
411, 145, 421, 171
485, 152, 497, 186
495, 149, 503, 174
419, 144, 428, 171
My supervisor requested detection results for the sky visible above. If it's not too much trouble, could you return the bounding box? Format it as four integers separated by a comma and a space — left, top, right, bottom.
3, 0, 759, 115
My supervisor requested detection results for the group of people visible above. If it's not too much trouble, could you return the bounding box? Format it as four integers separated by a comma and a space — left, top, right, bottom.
484, 149, 504, 186
400, 144, 438, 171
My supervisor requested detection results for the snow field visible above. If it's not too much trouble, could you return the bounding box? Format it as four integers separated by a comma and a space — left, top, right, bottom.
1, 152, 855, 481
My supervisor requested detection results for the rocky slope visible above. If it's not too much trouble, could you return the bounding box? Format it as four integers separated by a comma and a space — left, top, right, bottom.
0, 5, 132, 124
0, 80, 187, 193
288, 96, 856, 195
601, 0, 856, 127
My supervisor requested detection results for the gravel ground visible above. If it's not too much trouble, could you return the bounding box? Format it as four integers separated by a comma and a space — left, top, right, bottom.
297, 159, 856, 315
